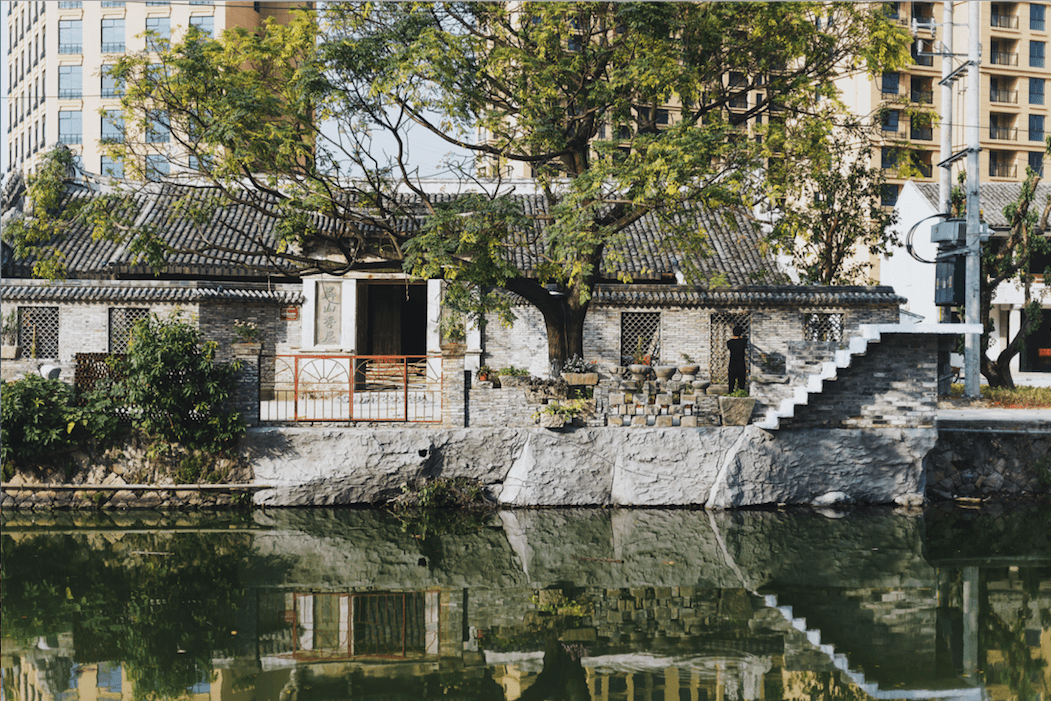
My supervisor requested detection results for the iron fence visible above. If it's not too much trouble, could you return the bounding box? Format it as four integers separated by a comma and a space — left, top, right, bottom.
260, 354, 442, 423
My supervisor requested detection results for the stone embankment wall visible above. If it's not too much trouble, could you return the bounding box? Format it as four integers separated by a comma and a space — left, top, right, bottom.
926, 430, 1050, 499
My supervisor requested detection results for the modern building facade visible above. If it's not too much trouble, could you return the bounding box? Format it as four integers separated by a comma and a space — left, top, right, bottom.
4, 0, 301, 179
838, 1, 1050, 210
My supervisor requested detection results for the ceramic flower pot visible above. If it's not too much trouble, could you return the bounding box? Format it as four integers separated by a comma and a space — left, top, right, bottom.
628, 364, 651, 381
653, 365, 677, 381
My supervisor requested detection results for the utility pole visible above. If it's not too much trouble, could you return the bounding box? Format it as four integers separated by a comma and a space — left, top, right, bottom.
964, 1, 981, 398
938, 1, 954, 324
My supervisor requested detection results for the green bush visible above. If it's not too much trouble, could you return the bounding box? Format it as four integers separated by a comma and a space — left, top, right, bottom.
0, 375, 122, 468
117, 312, 245, 453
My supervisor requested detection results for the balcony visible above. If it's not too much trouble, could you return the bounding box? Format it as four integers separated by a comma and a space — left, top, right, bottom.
58, 89, 82, 99
991, 13, 1020, 29
915, 161, 933, 178
991, 51, 1019, 66
989, 162, 1018, 178
101, 42, 125, 53
58, 43, 81, 54
58, 133, 81, 144
882, 129, 907, 141
990, 89, 1019, 103
911, 89, 934, 104
990, 125, 1018, 140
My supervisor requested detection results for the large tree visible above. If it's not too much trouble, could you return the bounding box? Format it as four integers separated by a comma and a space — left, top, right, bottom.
10, 3, 910, 373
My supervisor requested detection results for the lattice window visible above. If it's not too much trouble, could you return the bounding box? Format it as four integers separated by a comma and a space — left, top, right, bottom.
620, 312, 661, 365
709, 312, 750, 383
109, 307, 149, 353
18, 306, 59, 358
804, 313, 844, 342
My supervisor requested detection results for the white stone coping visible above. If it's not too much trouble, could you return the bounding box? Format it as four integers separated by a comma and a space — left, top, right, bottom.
860, 323, 983, 337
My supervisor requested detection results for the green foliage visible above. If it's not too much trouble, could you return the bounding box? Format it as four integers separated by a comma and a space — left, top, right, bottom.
561, 355, 596, 373
1, 310, 19, 346
388, 477, 495, 538
498, 366, 530, 377
117, 311, 245, 452
769, 136, 899, 285
535, 399, 589, 419
0, 375, 123, 468
727, 388, 750, 398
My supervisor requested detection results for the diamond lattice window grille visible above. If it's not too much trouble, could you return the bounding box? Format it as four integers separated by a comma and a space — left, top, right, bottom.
620, 312, 661, 365
804, 313, 844, 343
109, 307, 150, 353
18, 306, 59, 358
709, 312, 751, 383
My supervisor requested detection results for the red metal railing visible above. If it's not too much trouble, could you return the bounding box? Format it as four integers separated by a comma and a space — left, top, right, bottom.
260, 354, 442, 423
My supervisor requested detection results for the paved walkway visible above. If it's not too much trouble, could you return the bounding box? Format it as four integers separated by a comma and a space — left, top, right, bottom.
936, 407, 1051, 433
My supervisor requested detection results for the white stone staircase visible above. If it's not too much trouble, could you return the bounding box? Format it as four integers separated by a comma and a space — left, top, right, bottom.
753, 323, 981, 432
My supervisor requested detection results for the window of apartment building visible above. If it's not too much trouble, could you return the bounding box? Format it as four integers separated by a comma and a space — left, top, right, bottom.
18, 307, 60, 358
57, 2, 82, 9
58, 19, 81, 54
189, 1, 214, 4
881, 184, 900, 207
108, 308, 149, 353
989, 151, 1017, 178
881, 146, 898, 169
59, 110, 81, 144
146, 1, 171, 5
990, 112, 1017, 140
146, 154, 170, 178
101, 155, 124, 178
58, 65, 82, 99
1030, 114, 1045, 141
1031, 77, 1046, 104
1030, 150, 1046, 175
621, 312, 661, 366
146, 17, 170, 52
991, 3, 1020, 28
102, 67, 123, 98
101, 19, 125, 54
101, 1, 125, 6
146, 111, 169, 142
990, 76, 1018, 103
991, 39, 1019, 66
911, 77, 934, 104
885, 2, 901, 20
189, 15, 214, 39
101, 110, 123, 143
910, 116, 933, 141
1032, 40, 1046, 67
1034, 3, 1047, 31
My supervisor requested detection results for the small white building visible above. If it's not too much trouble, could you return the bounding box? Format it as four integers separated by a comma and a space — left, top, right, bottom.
884, 181, 1051, 376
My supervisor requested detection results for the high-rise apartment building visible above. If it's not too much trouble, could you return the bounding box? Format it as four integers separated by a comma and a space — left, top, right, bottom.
839, 1, 1050, 208
4, 1, 302, 178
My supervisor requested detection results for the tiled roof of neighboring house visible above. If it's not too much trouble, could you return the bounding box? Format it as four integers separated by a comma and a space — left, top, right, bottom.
592, 284, 904, 308
913, 182, 1051, 229
2, 181, 783, 285
0, 279, 303, 304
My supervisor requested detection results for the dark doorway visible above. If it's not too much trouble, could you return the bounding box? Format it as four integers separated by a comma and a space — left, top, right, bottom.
1021, 308, 1051, 373
361, 283, 428, 356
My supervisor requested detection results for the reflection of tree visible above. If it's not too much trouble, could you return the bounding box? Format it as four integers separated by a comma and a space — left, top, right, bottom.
517, 635, 590, 701
2, 529, 259, 700
981, 575, 1048, 701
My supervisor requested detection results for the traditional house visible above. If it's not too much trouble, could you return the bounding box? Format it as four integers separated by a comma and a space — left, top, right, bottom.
3, 174, 920, 430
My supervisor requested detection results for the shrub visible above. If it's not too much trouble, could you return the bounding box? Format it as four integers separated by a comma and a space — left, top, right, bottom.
0, 375, 121, 467
117, 312, 245, 452
498, 366, 530, 376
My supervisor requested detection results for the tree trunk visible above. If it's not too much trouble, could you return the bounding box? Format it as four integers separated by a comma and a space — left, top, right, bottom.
505, 278, 591, 377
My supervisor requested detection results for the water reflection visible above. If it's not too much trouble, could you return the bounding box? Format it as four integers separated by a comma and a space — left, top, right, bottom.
3, 504, 1050, 701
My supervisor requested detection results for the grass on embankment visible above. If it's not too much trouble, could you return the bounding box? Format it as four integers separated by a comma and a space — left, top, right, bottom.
949, 384, 1051, 408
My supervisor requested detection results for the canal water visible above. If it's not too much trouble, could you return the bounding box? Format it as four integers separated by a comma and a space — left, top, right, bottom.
3, 503, 1050, 701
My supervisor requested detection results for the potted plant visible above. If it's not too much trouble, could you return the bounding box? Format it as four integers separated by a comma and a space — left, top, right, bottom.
476, 365, 494, 383
1, 310, 20, 359
439, 317, 466, 353
719, 388, 757, 426
534, 399, 588, 429
627, 338, 652, 380
560, 355, 599, 385
231, 319, 261, 355
678, 352, 700, 378
498, 366, 531, 387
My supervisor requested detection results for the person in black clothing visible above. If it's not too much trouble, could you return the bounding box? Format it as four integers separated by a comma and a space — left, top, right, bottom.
727, 325, 747, 393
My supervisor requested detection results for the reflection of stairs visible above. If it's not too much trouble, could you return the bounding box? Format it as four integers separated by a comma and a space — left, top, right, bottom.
763, 594, 982, 701
755, 330, 880, 431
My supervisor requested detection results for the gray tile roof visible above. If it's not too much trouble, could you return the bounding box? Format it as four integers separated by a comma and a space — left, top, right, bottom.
3, 183, 783, 285
913, 182, 1051, 229
0, 279, 303, 304
592, 284, 904, 308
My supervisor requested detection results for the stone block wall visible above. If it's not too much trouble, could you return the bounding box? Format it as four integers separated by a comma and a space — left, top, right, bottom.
199, 300, 301, 362
442, 353, 467, 428
467, 385, 537, 428
778, 334, 939, 430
